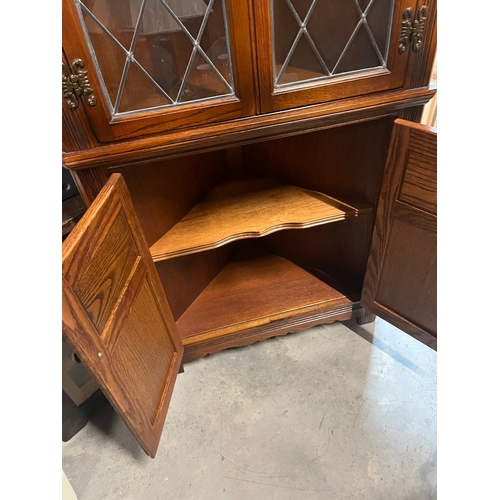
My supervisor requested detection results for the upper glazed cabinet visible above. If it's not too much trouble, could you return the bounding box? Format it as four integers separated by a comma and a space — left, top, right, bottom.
62, 0, 431, 142
62, 0, 256, 142
257, 0, 426, 112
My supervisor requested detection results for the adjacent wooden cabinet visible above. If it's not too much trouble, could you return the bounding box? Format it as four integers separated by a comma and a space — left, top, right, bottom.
62, 0, 437, 457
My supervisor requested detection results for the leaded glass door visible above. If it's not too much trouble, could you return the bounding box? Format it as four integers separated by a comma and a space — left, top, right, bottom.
63, 0, 255, 142
255, 0, 419, 112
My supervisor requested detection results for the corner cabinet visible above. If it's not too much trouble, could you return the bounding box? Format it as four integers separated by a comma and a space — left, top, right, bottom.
62, 0, 437, 458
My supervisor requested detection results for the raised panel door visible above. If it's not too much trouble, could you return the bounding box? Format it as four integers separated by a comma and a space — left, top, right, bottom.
62, 173, 184, 457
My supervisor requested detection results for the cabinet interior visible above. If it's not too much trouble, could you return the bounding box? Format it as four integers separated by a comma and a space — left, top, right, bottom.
114, 117, 393, 348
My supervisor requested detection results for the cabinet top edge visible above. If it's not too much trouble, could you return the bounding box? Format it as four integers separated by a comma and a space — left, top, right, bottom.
63, 87, 436, 171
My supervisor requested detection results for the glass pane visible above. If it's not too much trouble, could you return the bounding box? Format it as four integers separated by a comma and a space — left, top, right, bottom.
289, 0, 314, 20
81, 9, 127, 108
117, 60, 172, 113
81, 0, 135, 50
307, 0, 359, 71
180, 50, 230, 102
272, 0, 395, 88
74, 0, 235, 116
333, 23, 381, 75
366, 0, 394, 59
277, 34, 327, 85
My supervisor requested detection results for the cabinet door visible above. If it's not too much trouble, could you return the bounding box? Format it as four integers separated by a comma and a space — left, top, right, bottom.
62, 173, 184, 457
255, 0, 429, 113
361, 119, 436, 349
62, 0, 255, 142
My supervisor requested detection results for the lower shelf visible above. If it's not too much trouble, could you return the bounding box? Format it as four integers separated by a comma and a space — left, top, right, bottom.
176, 253, 360, 361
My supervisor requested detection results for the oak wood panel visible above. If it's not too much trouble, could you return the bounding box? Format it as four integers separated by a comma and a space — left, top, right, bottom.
398, 135, 437, 215
375, 219, 436, 333
62, 173, 183, 457
361, 119, 436, 349
242, 117, 393, 206
258, 215, 376, 297
255, 0, 415, 113
113, 151, 228, 246
62, 0, 256, 144
176, 253, 354, 341
62, 87, 435, 170
155, 244, 236, 321
150, 177, 373, 261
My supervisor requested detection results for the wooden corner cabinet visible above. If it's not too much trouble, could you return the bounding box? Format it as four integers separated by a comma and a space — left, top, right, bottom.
62, 0, 437, 457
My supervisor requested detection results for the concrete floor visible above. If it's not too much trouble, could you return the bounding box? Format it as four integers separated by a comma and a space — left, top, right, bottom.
62, 317, 437, 499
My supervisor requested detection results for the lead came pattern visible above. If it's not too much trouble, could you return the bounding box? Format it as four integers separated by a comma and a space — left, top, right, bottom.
75, 0, 235, 115
273, 0, 395, 86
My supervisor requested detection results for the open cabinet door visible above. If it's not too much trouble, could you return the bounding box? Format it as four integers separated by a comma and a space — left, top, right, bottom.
361, 119, 437, 350
62, 173, 184, 457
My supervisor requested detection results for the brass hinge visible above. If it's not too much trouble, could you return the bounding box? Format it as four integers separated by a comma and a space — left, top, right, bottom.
62, 59, 97, 110
398, 5, 429, 54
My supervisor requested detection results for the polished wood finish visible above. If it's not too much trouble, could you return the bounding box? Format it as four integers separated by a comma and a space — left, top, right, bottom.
242, 118, 393, 205
361, 119, 437, 349
156, 244, 236, 322
150, 177, 373, 261
62, 0, 256, 142
63, 87, 435, 170
113, 152, 228, 246
62, 174, 184, 457
176, 252, 359, 362
62, 0, 437, 457
255, 0, 415, 113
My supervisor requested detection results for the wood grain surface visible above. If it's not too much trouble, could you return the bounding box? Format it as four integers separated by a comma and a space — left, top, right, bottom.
150, 177, 373, 261
62, 87, 435, 169
361, 119, 437, 349
176, 253, 355, 341
62, 174, 184, 457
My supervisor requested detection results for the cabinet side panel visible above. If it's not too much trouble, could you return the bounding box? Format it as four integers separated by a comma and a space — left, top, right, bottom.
113, 151, 228, 246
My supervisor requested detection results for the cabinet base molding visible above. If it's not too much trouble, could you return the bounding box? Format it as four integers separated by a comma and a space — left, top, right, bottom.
181, 302, 363, 363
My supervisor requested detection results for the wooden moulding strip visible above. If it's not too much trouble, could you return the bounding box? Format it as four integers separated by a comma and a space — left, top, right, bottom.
62, 87, 436, 170
149, 178, 374, 261
180, 300, 361, 357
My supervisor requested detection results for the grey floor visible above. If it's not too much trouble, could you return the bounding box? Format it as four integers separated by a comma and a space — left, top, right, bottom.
62, 318, 437, 500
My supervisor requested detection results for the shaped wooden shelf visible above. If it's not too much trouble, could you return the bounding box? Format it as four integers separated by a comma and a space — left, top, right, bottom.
150, 177, 373, 261
176, 253, 357, 345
